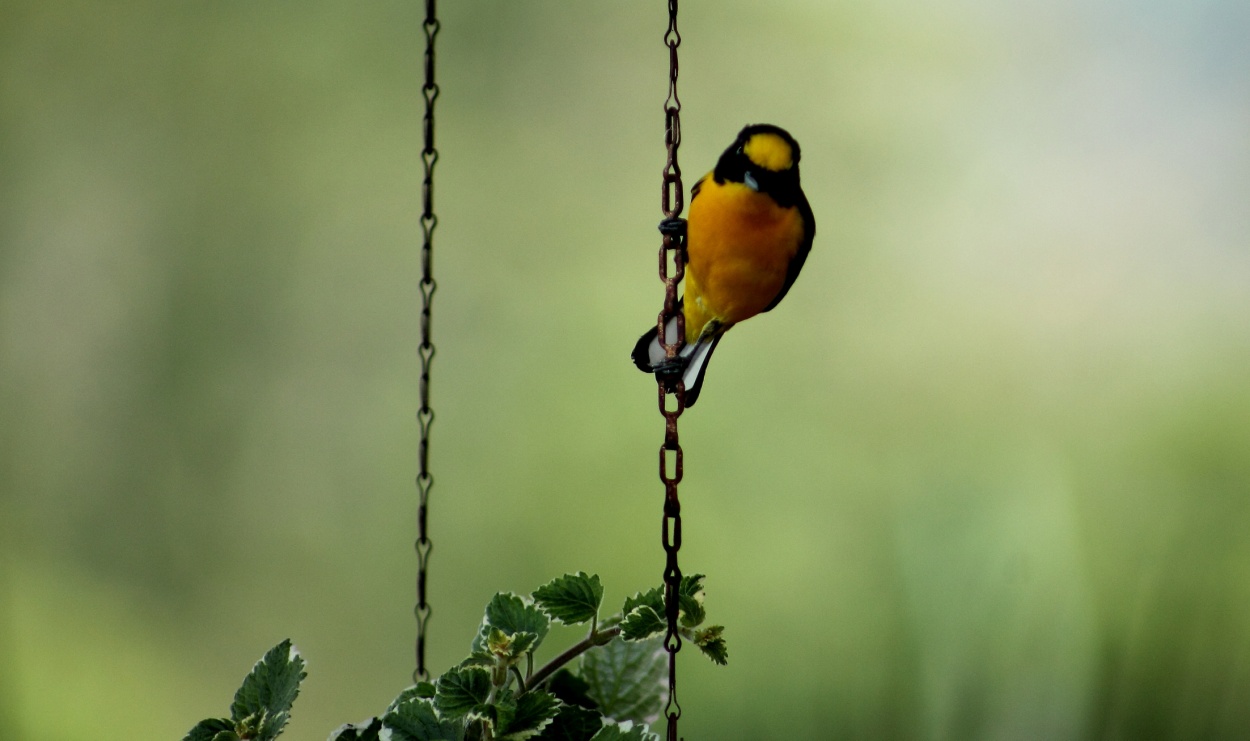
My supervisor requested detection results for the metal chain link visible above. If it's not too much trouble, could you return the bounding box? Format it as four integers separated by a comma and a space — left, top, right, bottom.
414, 0, 440, 684
657, 2, 686, 739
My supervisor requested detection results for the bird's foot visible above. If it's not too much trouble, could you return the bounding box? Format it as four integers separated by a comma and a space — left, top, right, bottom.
651, 357, 684, 375
658, 217, 687, 240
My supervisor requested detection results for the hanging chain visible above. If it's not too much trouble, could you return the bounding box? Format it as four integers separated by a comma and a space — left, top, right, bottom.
657, 2, 686, 739
414, 0, 440, 684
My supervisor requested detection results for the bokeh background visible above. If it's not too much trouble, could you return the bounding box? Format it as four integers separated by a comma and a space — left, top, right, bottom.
3, 2, 1250, 739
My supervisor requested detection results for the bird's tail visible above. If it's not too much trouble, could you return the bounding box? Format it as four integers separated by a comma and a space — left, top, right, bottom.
632, 313, 723, 407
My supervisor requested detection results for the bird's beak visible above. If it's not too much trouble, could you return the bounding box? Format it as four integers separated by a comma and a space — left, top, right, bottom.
743, 170, 760, 192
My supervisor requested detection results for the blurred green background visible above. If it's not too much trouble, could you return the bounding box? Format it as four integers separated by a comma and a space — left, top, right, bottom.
3, 2, 1249, 739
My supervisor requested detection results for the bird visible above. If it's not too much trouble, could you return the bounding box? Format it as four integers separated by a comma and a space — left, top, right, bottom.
632, 123, 815, 406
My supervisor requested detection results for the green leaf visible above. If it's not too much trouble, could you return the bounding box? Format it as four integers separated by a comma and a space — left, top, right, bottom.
618, 605, 665, 642
619, 588, 667, 641
488, 593, 551, 639
623, 577, 707, 634
533, 573, 604, 625
211, 733, 242, 741
473, 593, 550, 654
677, 574, 705, 600
546, 669, 596, 710
327, 717, 383, 740
435, 666, 492, 719
385, 683, 437, 716
497, 690, 561, 739
383, 695, 463, 741
469, 691, 516, 731
183, 718, 234, 741
468, 703, 500, 727
588, 720, 659, 741
580, 637, 666, 726
677, 575, 706, 629
534, 704, 603, 741
487, 627, 540, 662
459, 651, 494, 669
621, 588, 663, 617
229, 640, 307, 741
243, 710, 266, 729
693, 625, 728, 666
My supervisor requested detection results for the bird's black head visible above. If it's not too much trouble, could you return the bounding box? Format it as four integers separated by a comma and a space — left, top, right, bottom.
713, 124, 803, 207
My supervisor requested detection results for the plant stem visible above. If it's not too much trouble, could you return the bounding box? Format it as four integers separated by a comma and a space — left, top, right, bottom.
525, 626, 621, 692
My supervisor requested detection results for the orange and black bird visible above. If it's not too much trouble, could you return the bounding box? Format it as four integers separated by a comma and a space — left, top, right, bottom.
633, 124, 814, 406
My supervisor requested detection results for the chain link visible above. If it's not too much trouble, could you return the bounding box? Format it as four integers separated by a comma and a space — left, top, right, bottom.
414, 0, 441, 684
657, 2, 686, 739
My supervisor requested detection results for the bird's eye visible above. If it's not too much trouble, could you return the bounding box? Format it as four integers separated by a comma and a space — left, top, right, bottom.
735, 145, 744, 156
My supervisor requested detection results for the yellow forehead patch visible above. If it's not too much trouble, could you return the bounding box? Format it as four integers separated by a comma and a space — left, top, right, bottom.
743, 133, 793, 172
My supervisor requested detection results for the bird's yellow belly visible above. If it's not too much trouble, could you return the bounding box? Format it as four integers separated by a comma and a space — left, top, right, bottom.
683, 179, 803, 341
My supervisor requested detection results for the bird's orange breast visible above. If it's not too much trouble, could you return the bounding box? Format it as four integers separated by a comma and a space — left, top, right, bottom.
682, 176, 805, 342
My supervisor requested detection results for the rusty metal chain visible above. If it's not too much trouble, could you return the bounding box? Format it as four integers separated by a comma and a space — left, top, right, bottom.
414, 0, 440, 684
657, 1, 686, 739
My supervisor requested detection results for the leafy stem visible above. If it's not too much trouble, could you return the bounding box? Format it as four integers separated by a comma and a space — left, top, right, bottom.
525, 626, 621, 692
187, 572, 727, 741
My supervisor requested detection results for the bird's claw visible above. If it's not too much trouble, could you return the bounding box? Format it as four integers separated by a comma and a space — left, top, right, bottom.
652, 357, 684, 376
658, 217, 687, 239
